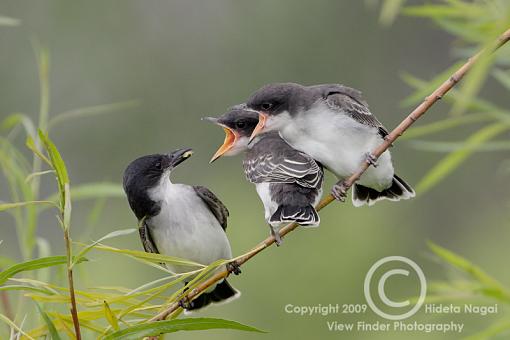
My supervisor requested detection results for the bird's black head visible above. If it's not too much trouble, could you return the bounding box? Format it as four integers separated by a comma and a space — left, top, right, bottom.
123, 148, 193, 220
244, 83, 313, 142
204, 105, 259, 162
246, 83, 306, 116
217, 107, 259, 137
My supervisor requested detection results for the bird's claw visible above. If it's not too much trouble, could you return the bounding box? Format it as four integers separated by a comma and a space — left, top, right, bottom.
178, 296, 194, 310
331, 181, 348, 202
226, 261, 241, 275
365, 153, 378, 167
269, 225, 282, 246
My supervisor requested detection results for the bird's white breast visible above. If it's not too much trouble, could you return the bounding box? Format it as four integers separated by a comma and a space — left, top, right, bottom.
255, 182, 278, 224
277, 105, 394, 190
148, 179, 232, 273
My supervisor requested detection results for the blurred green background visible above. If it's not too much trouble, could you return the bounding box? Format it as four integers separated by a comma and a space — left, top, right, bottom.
1, 1, 509, 339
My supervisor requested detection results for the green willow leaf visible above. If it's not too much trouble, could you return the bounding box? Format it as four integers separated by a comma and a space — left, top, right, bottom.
38, 130, 69, 187
44, 182, 124, 203
450, 51, 495, 116
72, 228, 136, 267
428, 242, 510, 303
35, 302, 62, 340
0, 313, 34, 340
0, 200, 56, 212
400, 61, 465, 107
401, 112, 493, 140
409, 140, 510, 153
103, 318, 265, 340
416, 123, 509, 193
103, 301, 119, 331
0, 256, 87, 285
1, 113, 36, 137
379, 0, 406, 26
0, 285, 54, 295
48, 100, 139, 130
38, 130, 72, 228
26, 136, 52, 166
86, 243, 206, 268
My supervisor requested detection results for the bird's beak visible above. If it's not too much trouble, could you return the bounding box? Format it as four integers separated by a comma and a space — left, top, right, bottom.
249, 112, 268, 143
210, 127, 239, 163
168, 148, 193, 168
202, 117, 218, 124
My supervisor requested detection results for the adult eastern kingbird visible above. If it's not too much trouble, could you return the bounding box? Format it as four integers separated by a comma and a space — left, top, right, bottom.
206, 107, 324, 245
244, 83, 415, 206
123, 148, 240, 310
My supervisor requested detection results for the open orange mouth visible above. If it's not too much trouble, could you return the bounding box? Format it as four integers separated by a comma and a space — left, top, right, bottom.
210, 127, 239, 163
249, 112, 268, 142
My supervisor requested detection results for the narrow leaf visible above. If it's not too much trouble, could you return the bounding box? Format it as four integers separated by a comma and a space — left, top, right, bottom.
450, 51, 495, 116
409, 140, 510, 153
48, 100, 139, 129
25, 170, 55, 183
44, 182, 124, 203
103, 301, 119, 331
103, 318, 265, 340
0, 256, 87, 285
38, 130, 69, 186
429, 242, 510, 302
416, 123, 509, 193
1, 113, 36, 136
400, 62, 465, 107
0, 200, 56, 212
0, 285, 54, 295
26, 136, 52, 166
0, 313, 34, 340
86, 243, 206, 268
401, 112, 493, 140
35, 303, 62, 340
72, 228, 136, 267
379, 0, 406, 26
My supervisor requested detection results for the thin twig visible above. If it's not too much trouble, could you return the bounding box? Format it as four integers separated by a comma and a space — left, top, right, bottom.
147, 27, 510, 328
64, 230, 81, 340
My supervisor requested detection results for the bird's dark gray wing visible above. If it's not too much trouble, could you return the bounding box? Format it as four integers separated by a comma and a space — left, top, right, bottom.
139, 220, 159, 254
193, 186, 229, 231
321, 84, 389, 138
244, 148, 323, 189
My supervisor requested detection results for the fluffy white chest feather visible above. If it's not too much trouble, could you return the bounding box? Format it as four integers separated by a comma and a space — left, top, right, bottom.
147, 180, 232, 273
255, 183, 277, 223
273, 106, 395, 190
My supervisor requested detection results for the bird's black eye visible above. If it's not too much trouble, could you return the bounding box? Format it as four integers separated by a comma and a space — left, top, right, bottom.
235, 121, 246, 129
154, 162, 162, 170
261, 102, 273, 110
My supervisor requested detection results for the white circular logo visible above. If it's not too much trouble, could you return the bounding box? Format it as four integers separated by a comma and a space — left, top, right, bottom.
364, 256, 427, 320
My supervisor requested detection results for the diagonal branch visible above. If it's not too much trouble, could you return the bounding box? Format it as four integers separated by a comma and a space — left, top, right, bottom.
148, 26, 510, 325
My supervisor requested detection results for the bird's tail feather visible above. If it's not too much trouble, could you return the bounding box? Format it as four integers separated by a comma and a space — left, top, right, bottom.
184, 279, 240, 311
269, 205, 320, 227
352, 174, 415, 207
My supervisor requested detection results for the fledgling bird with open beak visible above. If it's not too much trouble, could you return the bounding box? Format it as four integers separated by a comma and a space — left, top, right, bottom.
245, 83, 415, 206
206, 106, 324, 245
123, 148, 240, 311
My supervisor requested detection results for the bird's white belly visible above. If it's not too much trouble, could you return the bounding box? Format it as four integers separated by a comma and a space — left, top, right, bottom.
255, 183, 278, 223
280, 109, 394, 190
148, 184, 232, 274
